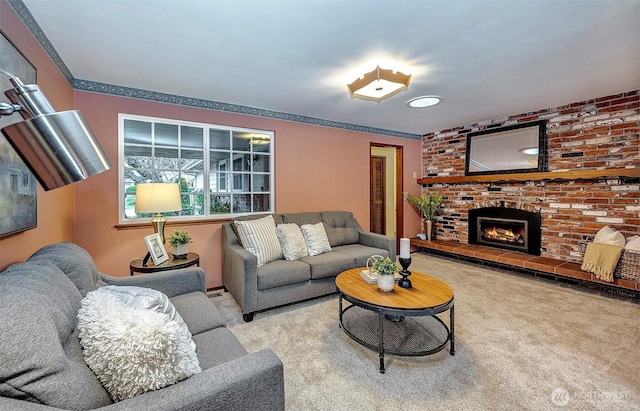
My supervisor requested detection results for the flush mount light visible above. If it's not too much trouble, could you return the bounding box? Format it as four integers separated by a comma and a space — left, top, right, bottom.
406, 95, 442, 108
519, 147, 539, 155
347, 65, 411, 103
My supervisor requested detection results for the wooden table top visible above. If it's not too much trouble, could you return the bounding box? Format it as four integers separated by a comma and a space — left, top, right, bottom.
335, 267, 454, 310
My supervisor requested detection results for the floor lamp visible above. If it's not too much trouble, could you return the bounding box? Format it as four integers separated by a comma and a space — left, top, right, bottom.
135, 183, 182, 266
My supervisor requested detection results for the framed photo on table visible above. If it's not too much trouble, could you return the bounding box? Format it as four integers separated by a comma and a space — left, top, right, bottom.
144, 233, 169, 265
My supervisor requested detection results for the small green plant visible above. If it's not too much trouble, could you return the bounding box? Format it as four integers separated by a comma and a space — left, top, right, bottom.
167, 230, 192, 247
373, 257, 398, 276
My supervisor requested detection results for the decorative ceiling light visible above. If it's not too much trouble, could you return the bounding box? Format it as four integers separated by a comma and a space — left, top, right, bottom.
347, 65, 411, 103
406, 95, 442, 108
250, 134, 271, 145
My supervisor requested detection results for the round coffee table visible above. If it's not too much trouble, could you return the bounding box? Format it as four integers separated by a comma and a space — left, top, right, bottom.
335, 267, 454, 373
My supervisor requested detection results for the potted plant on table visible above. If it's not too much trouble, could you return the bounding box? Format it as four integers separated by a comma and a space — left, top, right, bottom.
167, 229, 192, 259
372, 256, 398, 292
403, 191, 444, 241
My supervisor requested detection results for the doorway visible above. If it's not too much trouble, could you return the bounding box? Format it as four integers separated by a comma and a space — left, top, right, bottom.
370, 145, 403, 241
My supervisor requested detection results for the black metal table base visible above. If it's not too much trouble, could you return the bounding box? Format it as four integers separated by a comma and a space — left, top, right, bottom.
338, 295, 455, 373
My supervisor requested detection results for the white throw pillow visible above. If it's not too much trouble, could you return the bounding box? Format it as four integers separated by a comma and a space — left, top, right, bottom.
101, 285, 195, 350
234, 215, 283, 266
593, 225, 625, 247
276, 223, 309, 261
77, 288, 201, 402
625, 235, 640, 251
301, 222, 332, 256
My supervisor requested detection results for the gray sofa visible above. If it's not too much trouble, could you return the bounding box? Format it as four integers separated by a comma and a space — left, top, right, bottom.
222, 211, 396, 322
0, 242, 284, 410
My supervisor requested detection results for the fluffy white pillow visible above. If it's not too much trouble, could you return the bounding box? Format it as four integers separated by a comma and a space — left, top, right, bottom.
101, 285, 195, 350
301, 222, 332, 256
234, 215, 283, 266
77, 288, 201, 401
276, 223, 308, 261
593, 226, 625, 247
625, 235, 640, 251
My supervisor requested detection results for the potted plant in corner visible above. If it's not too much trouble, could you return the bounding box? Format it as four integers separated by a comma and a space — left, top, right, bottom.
373, 256, 398, 292
403, 191, 444, 241
167, 229, 192, 259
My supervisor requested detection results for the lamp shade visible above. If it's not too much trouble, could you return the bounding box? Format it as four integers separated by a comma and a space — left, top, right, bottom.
1, 77, 111, 191
135, 183, 182, 214
1, 111, 112, 190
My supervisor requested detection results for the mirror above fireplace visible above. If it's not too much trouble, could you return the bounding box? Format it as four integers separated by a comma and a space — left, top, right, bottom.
465, 120, 547, 176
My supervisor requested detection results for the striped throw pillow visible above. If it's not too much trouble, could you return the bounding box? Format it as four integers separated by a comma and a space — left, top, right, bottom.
301, 222, 332, 256
234, 215, 283, 266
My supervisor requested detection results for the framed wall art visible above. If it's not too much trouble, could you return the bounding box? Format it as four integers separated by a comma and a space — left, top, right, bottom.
0, 30, 37, 237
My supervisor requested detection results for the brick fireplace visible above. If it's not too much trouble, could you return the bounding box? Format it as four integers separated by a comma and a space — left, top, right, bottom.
419, 90, 639, 265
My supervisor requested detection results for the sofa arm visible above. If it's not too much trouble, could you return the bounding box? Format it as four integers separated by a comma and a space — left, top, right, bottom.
359, 231, 397, 261
103, 349, 284, 411
100, 267, 206, 298
222, 242, 259, 315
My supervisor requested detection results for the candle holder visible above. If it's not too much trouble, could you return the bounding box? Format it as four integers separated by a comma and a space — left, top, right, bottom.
398, 256, 412, 288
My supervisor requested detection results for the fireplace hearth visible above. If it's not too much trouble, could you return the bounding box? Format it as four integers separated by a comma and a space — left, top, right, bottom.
469, 206, 541, 255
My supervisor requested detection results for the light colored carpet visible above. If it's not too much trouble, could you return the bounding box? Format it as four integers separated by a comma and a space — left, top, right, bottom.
210, 252, 640, 410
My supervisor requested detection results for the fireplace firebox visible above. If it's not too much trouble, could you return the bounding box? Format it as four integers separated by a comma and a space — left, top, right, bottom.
468, 207, 541, 255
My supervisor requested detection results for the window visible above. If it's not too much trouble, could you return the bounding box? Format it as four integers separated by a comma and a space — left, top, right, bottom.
119, 114, 274, 222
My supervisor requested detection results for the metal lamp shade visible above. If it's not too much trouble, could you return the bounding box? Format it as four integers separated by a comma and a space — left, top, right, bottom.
1, 110, 112, 191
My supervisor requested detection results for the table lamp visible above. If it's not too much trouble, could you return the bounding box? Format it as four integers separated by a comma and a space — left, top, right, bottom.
135, 183, 182, 265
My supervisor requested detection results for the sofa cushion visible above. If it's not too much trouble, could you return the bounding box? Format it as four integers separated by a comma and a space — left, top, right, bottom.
170, 291, 227, 334
27, 241, 107, 297
191, 327, 249, 370
0, 261, 112, 409
282, 211, 322, 226
332, 244, 391, 267
321, 211, 360, 247
301, 222, 332, 256
235, 215, 283, 266
77, 288, 201, 401
257, 259, 311, 290
300, 251, 354, 280
275, 223, 308, 260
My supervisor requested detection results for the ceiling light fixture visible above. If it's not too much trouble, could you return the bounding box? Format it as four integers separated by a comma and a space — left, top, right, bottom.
347, 65, 411, 103
406, 95, 442, 108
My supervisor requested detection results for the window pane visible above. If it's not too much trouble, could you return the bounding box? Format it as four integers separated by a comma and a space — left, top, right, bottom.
232, 154, 250, 171
252, 174, 269, 192
253, 194, 270, 212
210, 194, 231, 214
124, 120, 151, 144
155, 123, 178, 146
233, 194, 251, 213
232, 131, 251, 151
253, 154, 270, 172
181, 126, 203, 148
210, 129, 230, 150
233, 173, 249, 191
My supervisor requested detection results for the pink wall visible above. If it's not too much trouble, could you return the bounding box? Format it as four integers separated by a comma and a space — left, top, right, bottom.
0, 1, 76, 269
73, 92, 422, 287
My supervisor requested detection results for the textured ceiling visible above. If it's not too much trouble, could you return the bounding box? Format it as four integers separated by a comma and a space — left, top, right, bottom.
19, 0, 640, 136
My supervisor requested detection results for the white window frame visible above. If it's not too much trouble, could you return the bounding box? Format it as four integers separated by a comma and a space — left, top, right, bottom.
118, 113, 274, 223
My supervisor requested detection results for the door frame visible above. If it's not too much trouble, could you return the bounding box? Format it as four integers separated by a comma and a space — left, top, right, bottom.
370, 143, 404, 245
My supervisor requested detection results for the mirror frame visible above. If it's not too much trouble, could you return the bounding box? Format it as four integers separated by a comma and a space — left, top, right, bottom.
464, 120, 547, 176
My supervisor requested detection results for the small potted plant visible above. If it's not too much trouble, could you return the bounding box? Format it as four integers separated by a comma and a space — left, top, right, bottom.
167, 229, 192, 259
373, 257, 398, 292
403, 191, 444, 241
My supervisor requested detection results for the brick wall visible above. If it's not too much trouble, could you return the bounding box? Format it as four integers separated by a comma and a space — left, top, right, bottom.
422, 90, 639, 263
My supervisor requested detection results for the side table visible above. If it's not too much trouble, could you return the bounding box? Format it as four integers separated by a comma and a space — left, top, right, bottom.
129, 252, 200, 275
